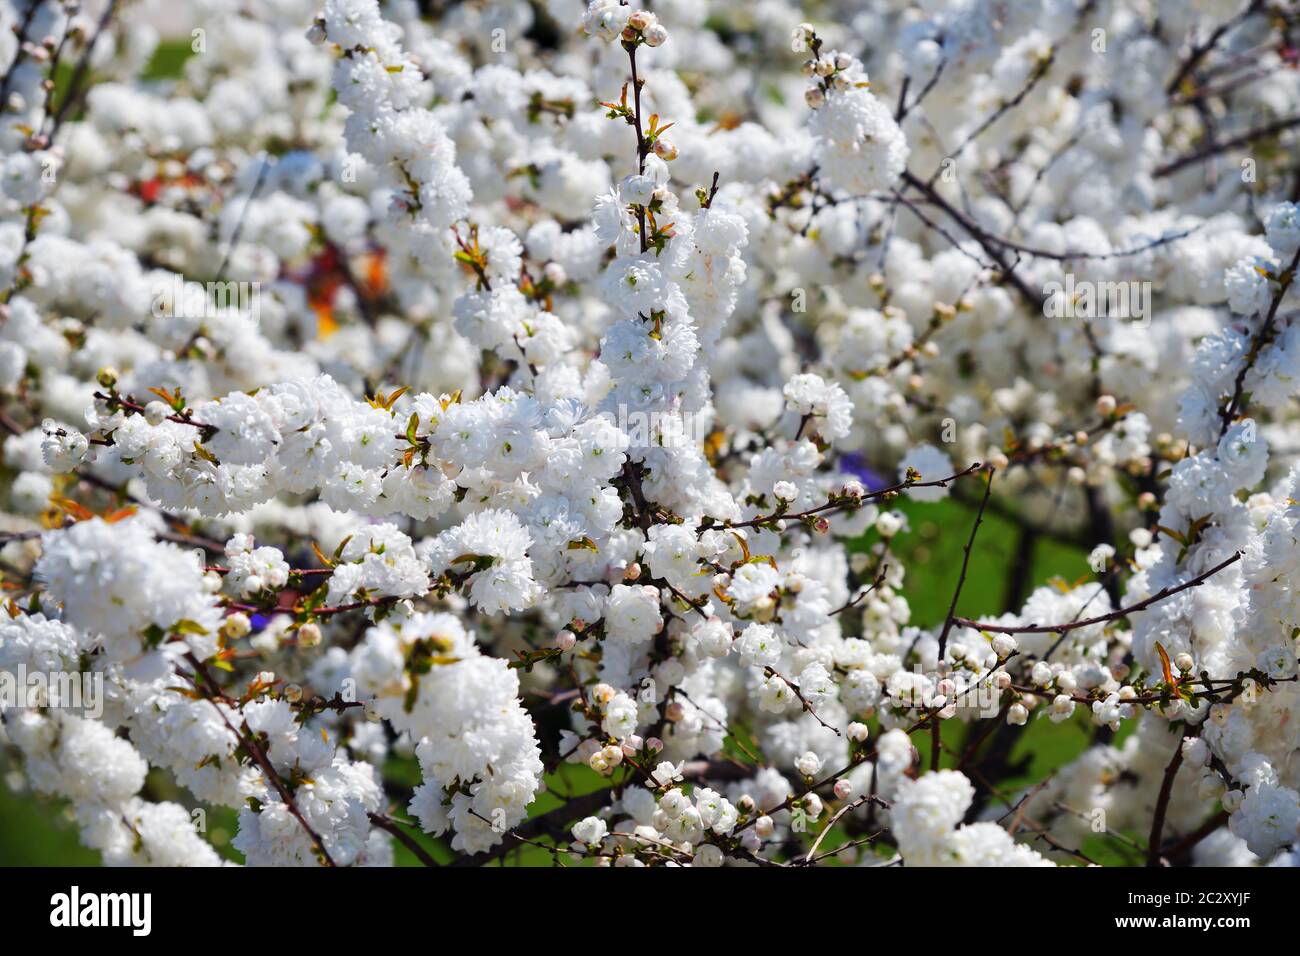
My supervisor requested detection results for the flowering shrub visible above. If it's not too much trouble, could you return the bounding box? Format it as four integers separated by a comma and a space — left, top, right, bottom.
0, 0, 1298, 868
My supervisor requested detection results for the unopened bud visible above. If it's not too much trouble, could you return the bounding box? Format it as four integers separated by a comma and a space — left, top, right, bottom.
222, 612, 251, 639
652, 138, 677, 161
543, 261, 566, 286
144, 400, 170, 426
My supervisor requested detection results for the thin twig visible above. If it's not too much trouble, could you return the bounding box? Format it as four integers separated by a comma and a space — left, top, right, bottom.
367, 812, 440, 867
937, 467, 995, 658
1154, 114, 1300, 177
954, 551, 1241, 635
184, 653, 337, 866
1147, 731, 1190, 867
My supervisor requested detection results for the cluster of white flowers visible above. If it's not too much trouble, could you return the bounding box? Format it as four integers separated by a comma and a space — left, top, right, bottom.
350, 611, 542, 853
892, 770, 1053, 866
801, 31, 909, 196
1, 0, 1299, 869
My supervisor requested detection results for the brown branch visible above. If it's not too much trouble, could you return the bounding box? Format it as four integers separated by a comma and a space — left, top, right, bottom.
717, 461, 985, 533
829, 563, 888, 616
94, 390, 214, 433
183, 653, 337, 866
937, 467, 995, 658
954, 550, 1241, 635
896, 57, 946, 122
929, 53, 1055, 185
763, 665, 841, 736
1159, 808, 1229, 861
1164, 0, 1264, 96
1147, 730, 1190, 867
47, 0, 121, 141
1154, 114, 1300, 177
733, 714, 935, 836
367, 812, 439, 867
1217, 246, 1300, 438
449, 787, 612, 867
900, 171, 1042, 306
799, 793, 889, 865
627, 44, 649, 254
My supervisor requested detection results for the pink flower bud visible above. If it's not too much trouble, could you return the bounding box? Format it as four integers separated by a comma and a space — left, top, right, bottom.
652, 139, 677, 161
643, 23, 668, 46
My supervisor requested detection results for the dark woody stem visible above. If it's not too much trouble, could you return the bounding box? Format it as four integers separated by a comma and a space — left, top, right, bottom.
182, 652, 338, 866
626, 43, 649, 254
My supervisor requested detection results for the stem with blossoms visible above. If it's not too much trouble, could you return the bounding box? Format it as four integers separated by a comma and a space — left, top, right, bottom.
2, 0, 1300, 874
